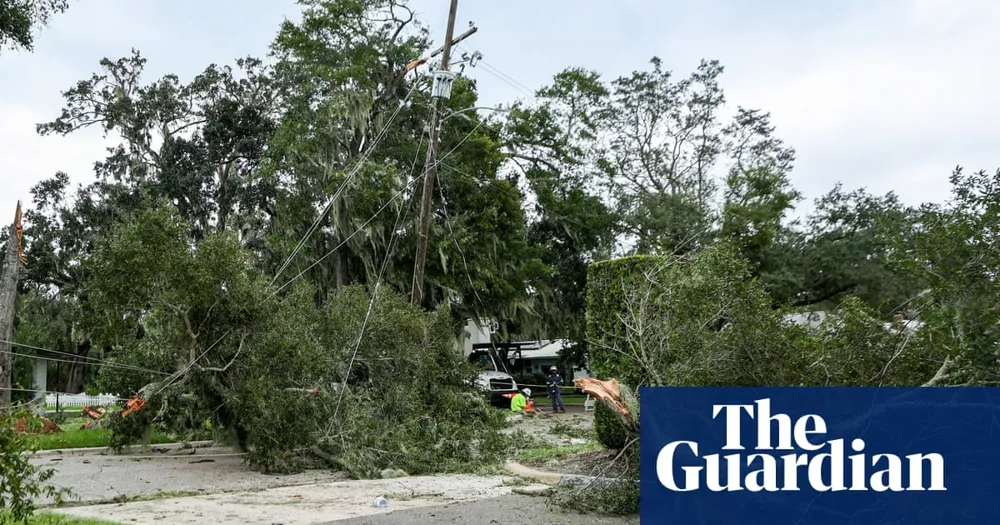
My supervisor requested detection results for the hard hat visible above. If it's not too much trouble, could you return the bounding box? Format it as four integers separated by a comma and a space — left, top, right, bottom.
549, 366, 558, 372
522, 388, 531, 397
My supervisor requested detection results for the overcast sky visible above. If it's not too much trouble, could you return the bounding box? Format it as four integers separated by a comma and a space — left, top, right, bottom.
1, 0, 997, 223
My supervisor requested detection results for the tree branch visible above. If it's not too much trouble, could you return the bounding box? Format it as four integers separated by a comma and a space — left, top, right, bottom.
202, 333, 247, 373
922, 356, 958, 387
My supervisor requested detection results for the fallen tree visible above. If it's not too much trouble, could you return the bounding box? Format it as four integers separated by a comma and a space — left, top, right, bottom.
84, 206, 510, 474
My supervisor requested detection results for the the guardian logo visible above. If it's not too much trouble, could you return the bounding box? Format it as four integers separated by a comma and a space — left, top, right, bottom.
656, 398, 946, 492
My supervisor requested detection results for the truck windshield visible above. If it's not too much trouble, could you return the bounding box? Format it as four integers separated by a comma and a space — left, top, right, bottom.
469, 352, 496, 371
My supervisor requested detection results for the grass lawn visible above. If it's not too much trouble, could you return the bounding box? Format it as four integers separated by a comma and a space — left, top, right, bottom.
29, 428, 174, 450
26, 416, 174, 450
531, 394, 587, 404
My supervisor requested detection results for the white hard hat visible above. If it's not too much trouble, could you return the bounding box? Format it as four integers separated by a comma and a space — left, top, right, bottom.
522, 388, 531, 397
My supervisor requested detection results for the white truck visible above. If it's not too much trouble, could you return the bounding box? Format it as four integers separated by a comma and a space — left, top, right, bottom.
467, 346, 520, 408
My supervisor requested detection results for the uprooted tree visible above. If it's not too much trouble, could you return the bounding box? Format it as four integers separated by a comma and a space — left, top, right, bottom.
83, 204, 509, 475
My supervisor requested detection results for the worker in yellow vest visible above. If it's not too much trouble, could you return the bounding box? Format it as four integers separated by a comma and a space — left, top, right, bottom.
510, 388, 536, 414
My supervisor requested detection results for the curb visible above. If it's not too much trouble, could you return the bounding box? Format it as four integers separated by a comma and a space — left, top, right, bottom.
32, 440, 215, 457
503, 460, 630, 489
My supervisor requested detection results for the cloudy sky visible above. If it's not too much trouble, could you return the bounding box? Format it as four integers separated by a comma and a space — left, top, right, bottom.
1, 0, 996, 223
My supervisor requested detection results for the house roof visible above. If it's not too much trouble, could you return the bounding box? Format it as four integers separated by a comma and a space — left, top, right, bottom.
783, 311, 924, 333
515, 339, 571, 360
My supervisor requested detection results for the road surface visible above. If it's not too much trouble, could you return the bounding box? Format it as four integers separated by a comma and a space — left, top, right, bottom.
33, 446, 343, 505
323, 494, 638, 525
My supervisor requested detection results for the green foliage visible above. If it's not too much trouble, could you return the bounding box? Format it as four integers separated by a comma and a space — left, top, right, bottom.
0, 409, 68, 524
789, 297, 944, 386
893, 167, 1000, 385
593, 402, 627, 450
82, 205, 322, 460
23, 6, 1000, 520
80, 203, 511, 476
764, 185, 925, 311
587, 243, 941, 391
586, 254, 660, 385
309, 286, 511, 478
582, 244, 938, 514
587, 245, 796, 387
0, 0, 67, 54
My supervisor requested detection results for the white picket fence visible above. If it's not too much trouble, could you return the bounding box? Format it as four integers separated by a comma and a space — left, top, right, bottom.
44, 393, 119, 409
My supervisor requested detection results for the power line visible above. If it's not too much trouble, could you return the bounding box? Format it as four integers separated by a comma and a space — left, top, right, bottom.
134, 89, 431, 401
147, 330, 232, 400
273, 120, 486, 297
330, 121, 427, 426
141, 129, 434, 400
456, 46, 537, 103
0, 340, 171, 376
478, 60, 537, 100
435, 173, 486, 309
271, 176, 423, 297
0, 347, 169, 376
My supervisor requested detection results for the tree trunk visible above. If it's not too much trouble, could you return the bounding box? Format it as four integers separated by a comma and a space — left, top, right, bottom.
65, 340, 91, 393
0, 220, 22, 407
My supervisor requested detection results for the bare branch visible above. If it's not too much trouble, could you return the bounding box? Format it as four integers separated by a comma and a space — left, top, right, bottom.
202, 333, 247, 373
923, 356, 958, 387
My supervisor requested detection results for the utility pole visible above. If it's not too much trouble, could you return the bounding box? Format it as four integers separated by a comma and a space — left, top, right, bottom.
0, 202, 26, 407
411, 0, 463, 306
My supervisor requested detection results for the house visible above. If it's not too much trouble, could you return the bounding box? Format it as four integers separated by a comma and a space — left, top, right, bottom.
457, 318, 591, 380
512, 339, 562, 374
508, 339, 592, 381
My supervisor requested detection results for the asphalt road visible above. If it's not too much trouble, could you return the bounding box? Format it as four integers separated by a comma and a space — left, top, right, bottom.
321, 495, 638, 525
33, 447, 344, 506
39, 449, 639, 524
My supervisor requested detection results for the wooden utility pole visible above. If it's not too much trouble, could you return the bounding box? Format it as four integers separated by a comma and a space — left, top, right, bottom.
411, 0, 462, 306
0, 202, 25, 407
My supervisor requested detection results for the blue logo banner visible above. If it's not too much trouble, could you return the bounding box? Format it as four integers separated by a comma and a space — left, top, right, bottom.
639, 387, 1000, 524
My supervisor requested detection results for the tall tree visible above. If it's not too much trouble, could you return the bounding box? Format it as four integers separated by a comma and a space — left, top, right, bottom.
36, 50, 279, 241
0, 202, 26, 405
597, 58, 725, 254
897, 167, 1000, 384
267, 0, 552, 339
266, 0, 430, 295
767, 184, 922, 311
719, 108, 801, 282
0, 0, 67, 54
502, 67, 617, 355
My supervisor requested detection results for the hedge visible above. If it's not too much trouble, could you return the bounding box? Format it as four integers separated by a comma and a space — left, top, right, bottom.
585, 255, 668, 449
585, 254, 668, 385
